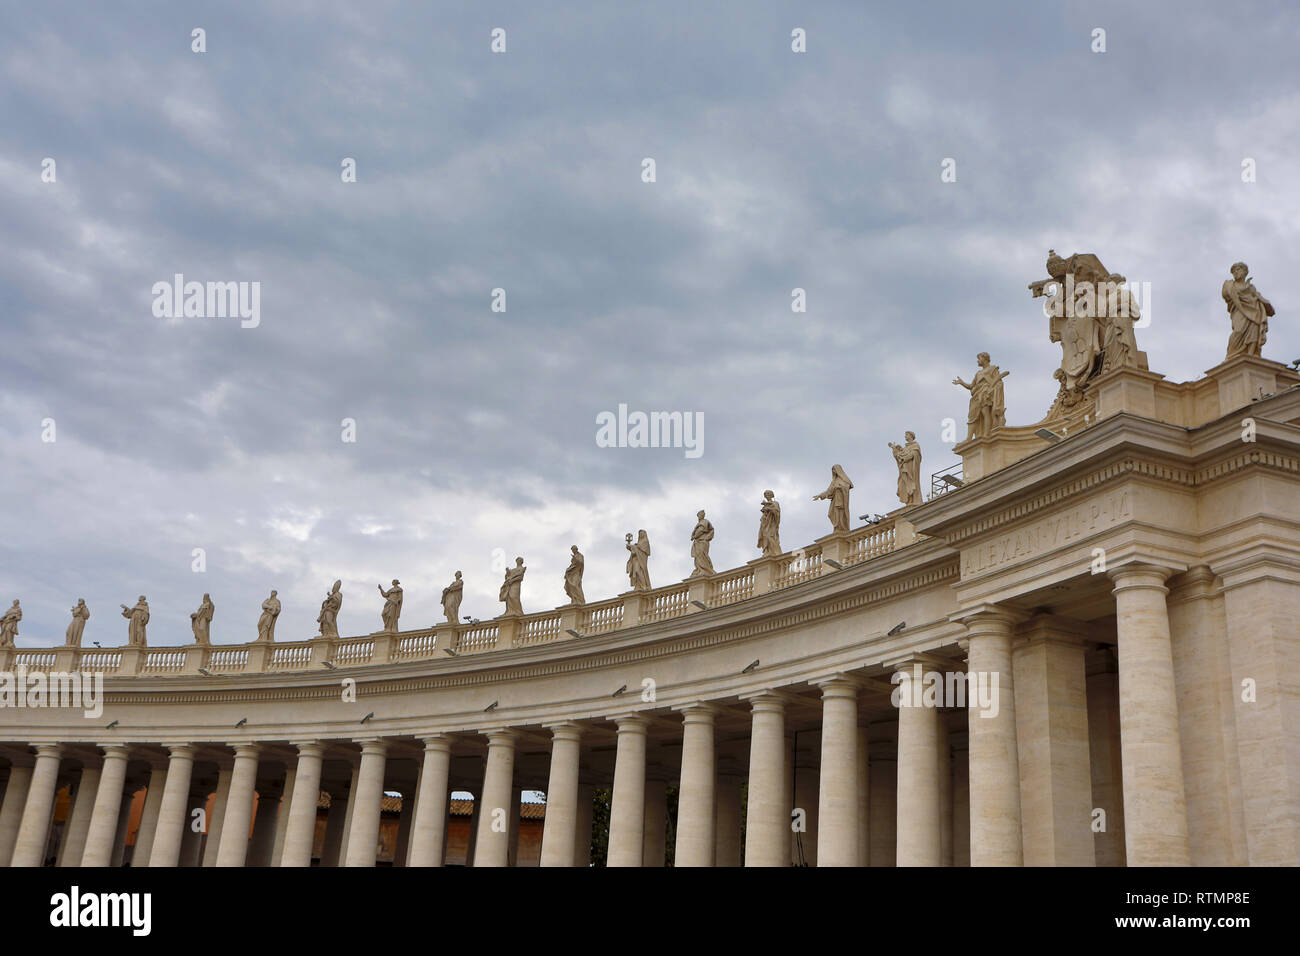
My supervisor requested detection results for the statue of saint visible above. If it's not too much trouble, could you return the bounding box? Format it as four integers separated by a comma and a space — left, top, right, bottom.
65, 599, 90, 647
441, 572, 464, 625
190, 593, 214, 645
499, 558, 526, 616
813, 465, 854, 534
1099, 273, 1141, 373
121, 596, 149, 646
690, 510, 715, 576
257, 590, 281, 642
378, 580, 403, 633
0, 600, 21, 647
317, 580, 342, 638
889, 432, 923, 507
953, 352, 1009, 440
626, 530, 651, 591
564, 546, 586, 605
757, 490, 782, 556
1223, 262, 1274, 358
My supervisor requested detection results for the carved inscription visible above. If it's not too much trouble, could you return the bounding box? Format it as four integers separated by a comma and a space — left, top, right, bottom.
962, 491, 1131, 577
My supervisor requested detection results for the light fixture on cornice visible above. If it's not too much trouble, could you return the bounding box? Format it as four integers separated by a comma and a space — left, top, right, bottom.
235, 717, 248, 728
197, 668, 211, 676
484, 700, 498, 712
1288, 358, 1300, 370
1035, 428, 1063, 443
565, 628, 582, 638
105, 720, 119, 730
443, 648, 458, 657
940, 474, 964, 489
360, 712, 374, 724
322, 661, 337, 670
613, 684, 627, 697
887, 622, 906, 636
690, 599, 707, 609
742, 659, 760, 674
823, 558, 844, 570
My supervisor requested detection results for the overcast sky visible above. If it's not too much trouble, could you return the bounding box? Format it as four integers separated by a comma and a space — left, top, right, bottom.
2, 0, 1297, 647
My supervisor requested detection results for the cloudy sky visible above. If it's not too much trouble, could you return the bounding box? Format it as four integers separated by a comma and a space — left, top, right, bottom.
2, 0, 1297, 647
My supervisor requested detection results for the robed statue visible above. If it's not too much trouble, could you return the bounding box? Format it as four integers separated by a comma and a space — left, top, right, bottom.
191, 593, 214, 645
378, 580, 403, 632
953, 352, 1008, 440
499, 558, 526, 616
813, 465, 854, 534
257, 590, 281, 642
626, 530, 651, 591
0, 600, 20, 647
690, 510, 715, 576
564, 546, 586, 605
121, 596, 149, 646
889, 432, 923, 508
1223, 262, 1274, 359
441, 572, 464, 625
757, 490, 782, 556
317, 580, 342, 638
66, 599, 90, 647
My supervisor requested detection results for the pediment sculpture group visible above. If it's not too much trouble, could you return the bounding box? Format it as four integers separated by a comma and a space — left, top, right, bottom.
1, 258, 1273, 652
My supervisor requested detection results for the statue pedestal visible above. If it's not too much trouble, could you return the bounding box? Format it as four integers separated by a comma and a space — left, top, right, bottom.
246, 642, 271, 671
120, 645, 145, 675
1205, 353, 1300, 415
747, 555, 781, 593
370, 632, 395, 664
559, 605, 582, 637
884, 507, 919, 546
685, 573, 715, 610
494, 614, 521, 647
620, 590, 648, 628
815, 531, 852, 567
180, 644, 206, 675
1091, 365, 1168, 422
435, 623, 460, 653
309, 637, 334, 668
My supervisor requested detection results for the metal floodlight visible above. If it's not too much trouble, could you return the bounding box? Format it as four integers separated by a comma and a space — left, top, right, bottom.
322, 661, 337, 670
823, 558, 843, 570
940, 474, 964, 488
197, 668, 211, 676
443, 648, 458, 657
105, 720, 119, 729
1035, 428, 1063, 443
1288, 358, 1300, 370
690, 599, 707, 609
858, 514, 872, 522
484, 700, 499, 712
742, 659, 760, 674
613, 684, 627, 697
565, 628, 582, 638
887, 622, 906, 636
235, 717, 248, 728
360, 712, 374, 724
92, 642, 101, 648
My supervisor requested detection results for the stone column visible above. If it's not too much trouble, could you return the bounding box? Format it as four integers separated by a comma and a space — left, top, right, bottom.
336, 761, 360, 864
319, 788, 349, 867
344, 740, 388, 867
409, 736, 452, 867
960, 609, 1023, 866
814, 678, 859, 866
110, 787, 137, 866
179, 785, 208, 866
937, 713, 953, 866
540, 723, 583, 867
674, 704, 717, 867
11, 744, 63, 866
80, 745, 131, 867
744, 693, 787, 866
247, 781, 283, 867
607, 714, 649, 867
952, 737, 970, 866
856, 721, 870, 866
271, 767, 296, 866
473, 730, 518, 867
1109, 565, 1190, 866
59, 763, 101, 867
573, 783, 593, 867
892, 660, 941, 866
642, 777, 667, 867
393, 786, 416, 867
868, 740, 897, 866
147, 744, 195, 867
1012, 615, 1095, 866
0, 762, 33, 866
712, 764, 743, 868
132, 762, 168, 867
202, 764, 233, 867
281, 743, 325, 867
1086, 645, 1126, 866
215, 744, 262, 867
793, 743, 819, 866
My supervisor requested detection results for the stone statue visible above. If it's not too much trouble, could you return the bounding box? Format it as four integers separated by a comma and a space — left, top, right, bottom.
564, 546, 586, 605
889, 432, 923, 507
499, 558, 526, 616
257, 590, 281, 642
441, 572, 464, 625
626, 530, 651, 591
121, 596, 149, 646
690, 510, 715, 576
1099, 273, 1141, 373
757, 490, 782, 556
65, 599, 90, 647
953, 352, 1009, 440
0, 600, 20, 647
378, 580, 403, 633
190, 593, 214, 645
317, 580, 342, 639
813, 465, 854, 534
1223, 262, 1274, 359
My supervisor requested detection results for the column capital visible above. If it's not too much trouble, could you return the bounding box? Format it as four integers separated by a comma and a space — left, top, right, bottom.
355, 738, 389, 757
881, 652, 951, 674
740, 688, 800, 710
290, 741, 326, 759
673, 701, 721, 722
809, 674, 867, 697
1014, 612, 1095, 648
1106, 562, 1174, 593
227, 742, 263, 760
29, 743, 65, 759
482, 728, 521, 745
164, 744, 196, 761
419, 734, 453, 752
612, 713, 650, 733
96, 743, 133, 761
544, 721, 586, 742
951, 604, 1027, 635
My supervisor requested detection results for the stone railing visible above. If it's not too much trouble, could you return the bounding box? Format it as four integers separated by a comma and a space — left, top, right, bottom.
0, 518, 908, 677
